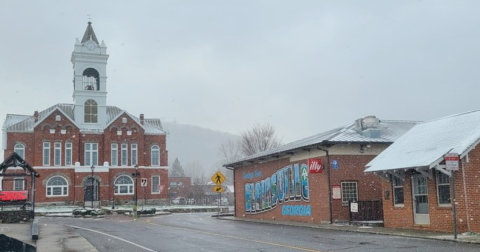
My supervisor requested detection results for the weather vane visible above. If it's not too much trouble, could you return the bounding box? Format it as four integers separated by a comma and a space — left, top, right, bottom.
87, 14, 92, 23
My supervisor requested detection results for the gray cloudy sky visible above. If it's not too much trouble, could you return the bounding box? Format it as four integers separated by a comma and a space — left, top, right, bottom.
1, 0, 479, 159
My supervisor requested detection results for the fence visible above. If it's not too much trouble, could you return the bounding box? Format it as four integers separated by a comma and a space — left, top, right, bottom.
349, 200, 383, 222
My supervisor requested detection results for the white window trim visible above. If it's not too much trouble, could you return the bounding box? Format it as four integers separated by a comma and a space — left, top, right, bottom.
114, 175, 134, 195
46, 176, 69, 197
84, 143, 98, 166
14, 143, 25, 159
111, 143, 118, 166
14, 178, 25, 191
392, 176, 404, 207
436, 172, 451, 207
65, 142, 72, 166
151, 175, 160, 194
131, 144, 138, 166
43, 142, 50, 166
151, 145, 160, 166
341, 181, 358, 206
54, 142, 62, 166
121, 144, 128, 166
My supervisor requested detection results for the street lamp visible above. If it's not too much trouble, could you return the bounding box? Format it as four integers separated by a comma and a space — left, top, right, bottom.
131, 165, 140, 216
90, 165, 95, 209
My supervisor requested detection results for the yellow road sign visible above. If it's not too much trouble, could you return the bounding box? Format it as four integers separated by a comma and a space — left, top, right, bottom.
213, 186, 224, 193
211, 171, 226, 185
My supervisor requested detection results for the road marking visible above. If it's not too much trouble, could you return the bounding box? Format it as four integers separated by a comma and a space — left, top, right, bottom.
147, 221, 327, 252
65, 225, 156, 252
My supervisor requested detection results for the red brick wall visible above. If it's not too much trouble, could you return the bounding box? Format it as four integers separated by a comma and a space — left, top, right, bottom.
381, 147, 480, 233
3, 109, 169, 205
234, 154, 382, 223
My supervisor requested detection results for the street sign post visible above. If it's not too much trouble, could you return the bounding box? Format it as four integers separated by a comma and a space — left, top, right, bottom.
445, 153, 459, 240
211, 171, 226, 185
211, 171, 226, 218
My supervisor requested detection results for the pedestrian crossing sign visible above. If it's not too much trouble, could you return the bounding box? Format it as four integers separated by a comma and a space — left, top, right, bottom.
211, 171, 226, 185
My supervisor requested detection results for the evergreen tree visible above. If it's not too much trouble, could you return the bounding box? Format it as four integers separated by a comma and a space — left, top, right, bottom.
169, 157, 185, 177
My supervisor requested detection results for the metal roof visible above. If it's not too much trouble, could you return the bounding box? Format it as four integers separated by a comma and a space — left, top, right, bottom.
224, 119, 418, 168
365, 110, 480, 173
4, 103, 164, 135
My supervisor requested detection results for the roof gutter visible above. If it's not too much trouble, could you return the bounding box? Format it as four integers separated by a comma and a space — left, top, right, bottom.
316, 145, 333, 224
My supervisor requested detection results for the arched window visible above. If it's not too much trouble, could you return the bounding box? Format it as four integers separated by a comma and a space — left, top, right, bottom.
151, 145, 160, 166
114, 175, 134, 195
14, 143, 25, 159
82, 68, 100, 90
84, 99, 98, 123
47, 176, 68, 196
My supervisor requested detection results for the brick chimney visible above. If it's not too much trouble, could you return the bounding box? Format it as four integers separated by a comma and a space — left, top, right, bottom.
140, 114, 144, 125
34, 111, 38, 123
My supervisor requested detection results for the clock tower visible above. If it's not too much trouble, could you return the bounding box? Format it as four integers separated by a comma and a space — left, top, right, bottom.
71, 21, 109, 130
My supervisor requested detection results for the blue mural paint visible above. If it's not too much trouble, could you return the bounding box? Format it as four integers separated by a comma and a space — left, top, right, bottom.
243, 170, 263, 180
301, 164, 309, 201
281, 205, 312, 216
294, 164, 301, 200
265, 177, 271, 209
277, 169, 284, 203
245, 184, 251, 212
271, 173, 277, 207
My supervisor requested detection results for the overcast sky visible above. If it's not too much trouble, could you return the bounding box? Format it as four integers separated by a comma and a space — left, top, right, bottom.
1, 0, 480, 160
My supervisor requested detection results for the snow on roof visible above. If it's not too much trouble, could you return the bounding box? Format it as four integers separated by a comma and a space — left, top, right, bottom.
225, 119, 418, 168
4, 103, 164, 134
365, 110, 480, 172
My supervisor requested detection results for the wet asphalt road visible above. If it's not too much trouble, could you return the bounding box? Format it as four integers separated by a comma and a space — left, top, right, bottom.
40, 213, 480, 252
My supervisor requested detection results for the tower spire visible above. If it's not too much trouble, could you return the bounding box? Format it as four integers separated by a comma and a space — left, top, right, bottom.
81, 20, 99, 44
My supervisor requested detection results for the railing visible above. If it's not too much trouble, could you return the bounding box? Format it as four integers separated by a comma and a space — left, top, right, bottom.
349, 200, 383, 221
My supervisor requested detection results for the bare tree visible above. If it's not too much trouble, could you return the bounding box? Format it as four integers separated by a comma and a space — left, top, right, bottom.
185, 162, 209, 185
240, 123, 282, 156
218, 138, 242, 184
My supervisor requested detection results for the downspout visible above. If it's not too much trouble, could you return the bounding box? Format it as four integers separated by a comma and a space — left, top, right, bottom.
226, 166, 235, 217
317, 147, 333, 224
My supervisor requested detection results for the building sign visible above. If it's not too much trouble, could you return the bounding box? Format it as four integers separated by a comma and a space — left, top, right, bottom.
445, 153, 459, 171
308, 158, 322, 173
350, 202, 358, 213
141, 178, 148, 187
244, 163, 310, 216
332, 185, 341, 200
331, 160, 338, 170
0, 191, 28, 201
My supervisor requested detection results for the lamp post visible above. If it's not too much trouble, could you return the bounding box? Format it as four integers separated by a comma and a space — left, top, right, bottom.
131, 165, 140, 217
90, 165, 95, 209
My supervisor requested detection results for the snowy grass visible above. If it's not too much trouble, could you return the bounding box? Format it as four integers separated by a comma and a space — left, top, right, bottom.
35, 204, 225, 214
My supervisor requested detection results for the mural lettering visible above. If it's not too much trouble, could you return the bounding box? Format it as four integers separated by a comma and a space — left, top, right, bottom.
244, 163, 310, 215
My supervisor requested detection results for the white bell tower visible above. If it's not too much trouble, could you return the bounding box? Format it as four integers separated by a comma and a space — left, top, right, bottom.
71, 21, 109, 130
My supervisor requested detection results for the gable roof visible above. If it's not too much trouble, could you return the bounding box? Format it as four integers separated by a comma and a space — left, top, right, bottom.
365, 110, 480, 172
3, 103, 164, 135
224, 119, 418, 168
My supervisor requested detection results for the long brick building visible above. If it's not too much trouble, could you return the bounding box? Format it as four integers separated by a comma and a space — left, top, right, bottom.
1, 22, 169, 206
224, 116, 417, 224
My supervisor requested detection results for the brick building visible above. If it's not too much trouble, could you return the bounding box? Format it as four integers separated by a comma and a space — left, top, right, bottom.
366, 110, 480, 233
224, 116, 417, 223
1, 22, 169, 206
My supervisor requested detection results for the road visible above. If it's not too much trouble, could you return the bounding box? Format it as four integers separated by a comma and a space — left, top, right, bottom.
40, 213, 479, 252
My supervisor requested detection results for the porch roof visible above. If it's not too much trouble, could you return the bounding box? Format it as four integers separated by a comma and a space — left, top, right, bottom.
365, 110, 480, 173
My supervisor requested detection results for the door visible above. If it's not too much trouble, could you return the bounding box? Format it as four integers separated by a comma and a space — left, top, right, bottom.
412, 174, 429, 225
84, 178, 98, 202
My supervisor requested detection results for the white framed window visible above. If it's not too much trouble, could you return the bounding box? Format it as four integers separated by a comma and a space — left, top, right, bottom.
65, 142, 72, 166
14, 178, 25, 191
341, 181, 358, 205
14, 143, 25, 159
131, 144, 138, 166
46, 176, 68, 196
151, 145, 160, 166
151, 175, 160, 194
114, 175, 134, 195
84, 99, 98, 123
84, 143, 98, 166
392, 176, 404, 207
43, 142, 50, 166
437, 172, 451, 206
54, 142, 61, 166
121, 144, 128, 166
111, 143, 118, 166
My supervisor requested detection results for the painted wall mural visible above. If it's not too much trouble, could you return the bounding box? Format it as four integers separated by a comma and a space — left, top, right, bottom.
244, 163, 310, 216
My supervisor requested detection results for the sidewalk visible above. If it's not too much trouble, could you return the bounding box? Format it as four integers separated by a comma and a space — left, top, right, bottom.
0, 219, 98, 252
219, 215, 480, 244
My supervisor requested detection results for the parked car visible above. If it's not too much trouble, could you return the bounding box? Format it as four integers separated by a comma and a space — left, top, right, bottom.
187, 198, 195, 205
172, 197, 186, 205
213, 197, 228, 205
